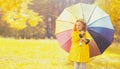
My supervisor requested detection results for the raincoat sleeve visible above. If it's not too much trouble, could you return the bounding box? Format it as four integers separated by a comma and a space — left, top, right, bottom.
71, 31, 80, 42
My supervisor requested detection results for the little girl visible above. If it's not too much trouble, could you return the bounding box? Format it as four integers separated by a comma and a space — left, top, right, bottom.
69, 19, 91, 69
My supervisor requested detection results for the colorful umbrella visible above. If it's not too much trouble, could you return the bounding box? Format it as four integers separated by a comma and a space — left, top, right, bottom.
55, 3, 114, 57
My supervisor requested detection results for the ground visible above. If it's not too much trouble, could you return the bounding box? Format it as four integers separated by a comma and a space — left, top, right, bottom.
0, 37, 120, 69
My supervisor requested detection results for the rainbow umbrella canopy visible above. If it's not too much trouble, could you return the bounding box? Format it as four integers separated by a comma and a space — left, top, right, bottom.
55, 3, 114, 57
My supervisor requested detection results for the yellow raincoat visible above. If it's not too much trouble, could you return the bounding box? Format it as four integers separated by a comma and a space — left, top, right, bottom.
69, 31, 91, 62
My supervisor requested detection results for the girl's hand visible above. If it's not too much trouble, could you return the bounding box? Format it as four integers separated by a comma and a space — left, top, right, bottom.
79, 31, 85, 38
81, 38, 90, 44
81, 38, 86, 42
81, 31, 85, 35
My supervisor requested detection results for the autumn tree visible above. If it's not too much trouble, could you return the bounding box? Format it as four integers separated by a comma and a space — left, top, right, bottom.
0, 0, 43, 30
0, 0, 45, 39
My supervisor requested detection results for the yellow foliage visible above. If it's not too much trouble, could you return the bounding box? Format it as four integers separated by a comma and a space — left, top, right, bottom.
95, 0, 120, 23
27, 10, 43, 27
0, 0, 43, 30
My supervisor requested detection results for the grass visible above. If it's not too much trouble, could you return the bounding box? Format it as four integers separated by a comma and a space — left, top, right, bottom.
0, 37, 120, 69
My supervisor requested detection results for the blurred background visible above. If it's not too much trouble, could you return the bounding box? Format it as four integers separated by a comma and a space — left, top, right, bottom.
0, 0, 120, 41
0, 0, 96, 39
0, 0, 120, 69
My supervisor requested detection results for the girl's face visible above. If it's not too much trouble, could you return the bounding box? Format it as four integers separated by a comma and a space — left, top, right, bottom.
76, 22, 84, 31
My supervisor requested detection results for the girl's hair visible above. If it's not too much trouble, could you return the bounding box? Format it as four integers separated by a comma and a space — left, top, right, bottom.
73, 19, 87, 32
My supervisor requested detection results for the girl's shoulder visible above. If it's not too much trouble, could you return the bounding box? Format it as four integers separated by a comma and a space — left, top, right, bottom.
71, 31, 81, 37
72, 31, 80, 34
85, 31, 92, 38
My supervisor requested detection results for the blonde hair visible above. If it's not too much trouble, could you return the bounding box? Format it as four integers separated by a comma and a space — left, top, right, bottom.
73, 19, 87, 32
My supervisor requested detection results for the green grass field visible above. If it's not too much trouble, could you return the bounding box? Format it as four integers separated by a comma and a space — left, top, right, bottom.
0, 37, 120, 69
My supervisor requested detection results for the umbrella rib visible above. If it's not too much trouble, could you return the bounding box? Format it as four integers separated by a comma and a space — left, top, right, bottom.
55, 29, 73, 35
87, 16, 109, 26
88, 29, 112, 53
80, 3, 85, 20
87, 6, 97, 24
61, 37, 72, 49
65, 8, 78, 20
56, 20, 74, 24
88, 27, 113, 42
